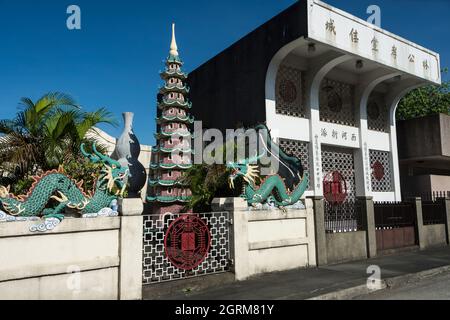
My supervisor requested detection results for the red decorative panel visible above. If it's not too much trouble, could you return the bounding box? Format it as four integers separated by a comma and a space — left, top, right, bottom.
164, 215, 211, 271
323, 171, 348, 205
181, 232, 195, 251
372, 160, 385, 181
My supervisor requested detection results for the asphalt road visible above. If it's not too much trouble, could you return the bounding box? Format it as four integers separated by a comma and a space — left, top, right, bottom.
357, 271, 450, 300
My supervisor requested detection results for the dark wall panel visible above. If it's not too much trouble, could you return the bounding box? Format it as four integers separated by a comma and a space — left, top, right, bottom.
187, 1, 308, 132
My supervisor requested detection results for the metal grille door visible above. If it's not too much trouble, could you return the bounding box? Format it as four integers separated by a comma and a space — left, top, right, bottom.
321, 146, 358, 233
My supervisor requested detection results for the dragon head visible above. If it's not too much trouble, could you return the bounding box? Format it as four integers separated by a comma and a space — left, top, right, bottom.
226, 154, 261, 190
0, 185, 10, 199
81, 143, 129, 197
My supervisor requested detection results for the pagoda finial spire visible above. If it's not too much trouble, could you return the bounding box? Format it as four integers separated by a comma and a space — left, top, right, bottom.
169, 23, 179, 57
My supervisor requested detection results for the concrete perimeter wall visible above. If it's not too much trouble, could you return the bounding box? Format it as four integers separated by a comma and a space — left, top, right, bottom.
213, 197, 316, 281
0, 199, 143, 300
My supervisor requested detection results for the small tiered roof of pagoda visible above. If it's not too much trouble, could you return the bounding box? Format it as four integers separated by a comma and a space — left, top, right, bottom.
154, 129, 191, 139
148, 179, 190, 187
159, 83, 190, 94
158, 98, 192, 110
150, 162, 193, 170
152, 145, 195, 154
160, 68, 188, 81
155, 114, 194, 124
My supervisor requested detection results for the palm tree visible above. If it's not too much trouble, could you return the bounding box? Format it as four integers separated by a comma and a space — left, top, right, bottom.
0, 92, 117, 180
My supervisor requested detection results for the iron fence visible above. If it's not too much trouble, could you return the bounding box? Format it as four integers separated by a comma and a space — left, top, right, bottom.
422, 199, 446, 225
142, 211, 232, 285
374, 201, 416, 230
324, 200, 364, 233
402, 191, 450, 202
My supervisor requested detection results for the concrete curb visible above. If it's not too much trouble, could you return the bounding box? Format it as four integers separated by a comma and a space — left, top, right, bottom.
384, 265, 450, 290
308, 265, 450, 300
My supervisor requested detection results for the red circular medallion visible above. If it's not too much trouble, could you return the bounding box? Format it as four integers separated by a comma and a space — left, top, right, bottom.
164, 215, 211, 270
279, 79, 297, 103
323, 171, 348, 205
372, 161, 385, 181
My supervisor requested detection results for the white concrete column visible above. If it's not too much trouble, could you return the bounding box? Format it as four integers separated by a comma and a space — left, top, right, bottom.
212, 197, 250, 281
118, 198, 144, 300
386, 78, 425, 201
354, 70, 401, 197
304, 52, 353, 196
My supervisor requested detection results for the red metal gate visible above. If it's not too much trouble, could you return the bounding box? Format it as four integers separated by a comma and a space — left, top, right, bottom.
374, 202, 418, 251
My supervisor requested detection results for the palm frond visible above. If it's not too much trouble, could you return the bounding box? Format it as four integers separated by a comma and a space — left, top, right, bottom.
34, 92, 78, 115
0, 132, 40, 175
76, 107, 118, 140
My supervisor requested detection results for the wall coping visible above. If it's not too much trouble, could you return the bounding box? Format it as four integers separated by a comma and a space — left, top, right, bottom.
0, 217, 120, 238
212, 197, 313, 212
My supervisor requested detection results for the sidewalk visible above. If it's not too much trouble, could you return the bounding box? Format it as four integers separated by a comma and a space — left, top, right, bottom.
148, 246, 450, 300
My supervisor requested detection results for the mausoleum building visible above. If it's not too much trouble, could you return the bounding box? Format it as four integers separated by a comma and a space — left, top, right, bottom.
188, 0, 441, 203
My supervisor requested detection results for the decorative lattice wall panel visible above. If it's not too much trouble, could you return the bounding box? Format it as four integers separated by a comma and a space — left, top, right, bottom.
143, 212, 231, 284
370, 150, 393, 192
276, 65, 306, 118
367, 92, 389, 132
321, 146, 356, 201
279, 139, 311, 190
320, 78, 356, 127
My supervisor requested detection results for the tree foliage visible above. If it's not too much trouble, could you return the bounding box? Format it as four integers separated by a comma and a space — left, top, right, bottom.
397, 69, 450, 120
0, 92, 116, 190
180, 164, 241, 212
180, 138, 243, 212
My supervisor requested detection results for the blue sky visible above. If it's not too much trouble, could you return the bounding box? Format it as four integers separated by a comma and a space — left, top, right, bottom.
0, 0, 448, 146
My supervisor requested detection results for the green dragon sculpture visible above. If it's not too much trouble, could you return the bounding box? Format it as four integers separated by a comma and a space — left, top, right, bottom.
227, 124, 309, 210
0, 143, 128, 221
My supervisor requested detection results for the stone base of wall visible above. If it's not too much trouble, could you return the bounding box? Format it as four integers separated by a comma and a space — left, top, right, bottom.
422, 224, 447, 249
326, 231, 367, 265
0, 268, 119, 300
